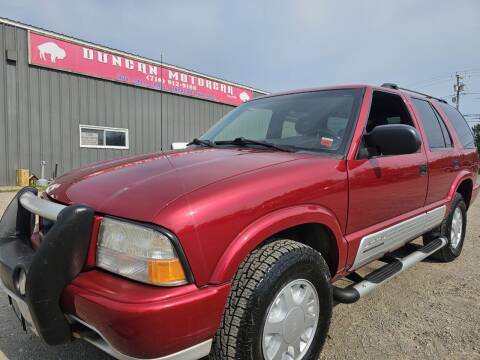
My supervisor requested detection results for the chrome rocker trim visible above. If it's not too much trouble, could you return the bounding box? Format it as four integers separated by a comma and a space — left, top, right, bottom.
70, 315, 212, 360
351, 205, 447, 270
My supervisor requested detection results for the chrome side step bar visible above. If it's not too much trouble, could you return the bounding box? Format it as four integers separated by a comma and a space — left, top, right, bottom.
334, 237, 448, 304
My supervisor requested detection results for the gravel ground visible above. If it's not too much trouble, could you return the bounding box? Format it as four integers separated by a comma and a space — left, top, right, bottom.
0, 191, 479, 359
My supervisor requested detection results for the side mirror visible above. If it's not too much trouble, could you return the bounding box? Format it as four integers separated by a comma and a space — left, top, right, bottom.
365, 124, 421, 156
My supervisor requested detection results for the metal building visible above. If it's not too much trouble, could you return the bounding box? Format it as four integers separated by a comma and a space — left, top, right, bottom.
0, 18, 266, 185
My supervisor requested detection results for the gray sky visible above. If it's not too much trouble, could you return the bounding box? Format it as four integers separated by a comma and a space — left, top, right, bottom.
1, 0, 479, 124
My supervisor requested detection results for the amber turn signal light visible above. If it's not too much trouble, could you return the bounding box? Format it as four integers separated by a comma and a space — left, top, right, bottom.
148, 258, 187, 285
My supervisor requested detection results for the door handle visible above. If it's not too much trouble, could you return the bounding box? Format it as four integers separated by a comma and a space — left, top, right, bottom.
453, 159, 460, 170
419, 164, 428, 176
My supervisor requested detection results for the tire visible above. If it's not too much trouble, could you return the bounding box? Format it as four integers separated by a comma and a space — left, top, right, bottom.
210, 239, 332, 360
423, 193, 467, 262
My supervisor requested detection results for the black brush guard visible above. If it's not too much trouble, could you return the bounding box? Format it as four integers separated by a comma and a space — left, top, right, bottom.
0, 187, 94, 345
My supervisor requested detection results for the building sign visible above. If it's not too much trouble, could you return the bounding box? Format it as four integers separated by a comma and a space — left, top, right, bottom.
28, 32, 253, 106
80, 131, 99, 146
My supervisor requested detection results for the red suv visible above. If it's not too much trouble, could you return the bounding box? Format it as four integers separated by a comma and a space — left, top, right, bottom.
1, 84, 479, 360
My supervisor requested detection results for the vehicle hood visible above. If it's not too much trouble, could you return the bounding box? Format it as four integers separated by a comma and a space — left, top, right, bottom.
47, 148, 302, 222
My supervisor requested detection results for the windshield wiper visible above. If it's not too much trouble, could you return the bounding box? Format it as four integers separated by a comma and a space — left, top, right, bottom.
215, 137, 294, 152
187, 138, 215, 147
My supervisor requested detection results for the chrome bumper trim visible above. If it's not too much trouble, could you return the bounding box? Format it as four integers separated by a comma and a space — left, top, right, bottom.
0, 279, 211, 359
19, 192, 66, 221
69, 315, 212, 360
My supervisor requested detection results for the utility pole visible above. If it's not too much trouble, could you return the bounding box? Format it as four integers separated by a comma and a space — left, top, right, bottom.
453, 73, 465, 110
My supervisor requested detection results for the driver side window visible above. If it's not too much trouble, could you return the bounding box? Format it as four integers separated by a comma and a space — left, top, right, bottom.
359, 91, 415, 158
366, 91, 414, 131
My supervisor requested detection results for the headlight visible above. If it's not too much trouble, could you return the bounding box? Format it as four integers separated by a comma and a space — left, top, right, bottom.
96, 217, 187, 286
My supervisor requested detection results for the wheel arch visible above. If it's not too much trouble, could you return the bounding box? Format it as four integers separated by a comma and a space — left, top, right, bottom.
449, 172, 474, 209
456, 178, 474, 208
209, 204, 347, 284
272, 223, 339, 277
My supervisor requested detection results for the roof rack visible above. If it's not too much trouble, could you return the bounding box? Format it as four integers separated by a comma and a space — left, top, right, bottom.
381, 83, 399, 90
380, 83, 447, 103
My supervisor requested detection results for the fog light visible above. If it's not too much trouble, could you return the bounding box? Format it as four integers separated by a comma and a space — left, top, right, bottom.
14, 269, 27, 296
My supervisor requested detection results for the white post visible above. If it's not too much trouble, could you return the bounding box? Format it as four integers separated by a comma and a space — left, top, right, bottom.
37, 161, 49, 187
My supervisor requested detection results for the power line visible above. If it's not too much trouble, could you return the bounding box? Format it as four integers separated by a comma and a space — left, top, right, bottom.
406, 70, 480, 89
406, 75, 455, 88
406, 70, 480, 111
415, 78, 456, 89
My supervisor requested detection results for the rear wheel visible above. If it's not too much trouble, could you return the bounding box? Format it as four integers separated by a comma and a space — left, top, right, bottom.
423, 193, 467, 262
211, 239, 332, 360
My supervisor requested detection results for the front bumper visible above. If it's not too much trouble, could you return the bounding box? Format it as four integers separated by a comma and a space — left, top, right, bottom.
0, 188, 229, 359
0, 187, 94, 345
63, 270, 229, 359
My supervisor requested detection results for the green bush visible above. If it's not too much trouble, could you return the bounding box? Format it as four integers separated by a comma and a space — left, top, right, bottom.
474, 124, 480, 154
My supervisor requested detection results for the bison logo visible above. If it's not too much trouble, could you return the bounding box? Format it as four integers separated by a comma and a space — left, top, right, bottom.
37, 42, 66, 63
239, 91, 251, 102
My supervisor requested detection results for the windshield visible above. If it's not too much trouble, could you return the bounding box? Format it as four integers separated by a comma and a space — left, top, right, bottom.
200, 88, 364, 154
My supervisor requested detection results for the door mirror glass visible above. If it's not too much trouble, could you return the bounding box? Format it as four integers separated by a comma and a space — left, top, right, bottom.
365, 124, 421, 156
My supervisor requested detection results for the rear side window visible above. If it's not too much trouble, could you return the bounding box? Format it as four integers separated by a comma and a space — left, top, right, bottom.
439, 103, 475, 148
432, 107, 453, 147
412, 98, 448, 149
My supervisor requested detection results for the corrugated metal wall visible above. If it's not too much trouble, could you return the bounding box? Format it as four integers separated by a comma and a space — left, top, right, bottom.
0, 23, 263, 185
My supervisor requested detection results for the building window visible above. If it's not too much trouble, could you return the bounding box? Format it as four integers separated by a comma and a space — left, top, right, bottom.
79, 125, 129, 149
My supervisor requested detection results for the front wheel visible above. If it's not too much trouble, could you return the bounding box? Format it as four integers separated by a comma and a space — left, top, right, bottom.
211, 239, 332, 360
423, 193, 467, 262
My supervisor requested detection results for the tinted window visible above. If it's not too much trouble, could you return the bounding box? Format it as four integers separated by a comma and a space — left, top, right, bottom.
412, 99, 446, 149
106, 130, 127, 147
439, 103, 475, 148
359, 91, 416, 158
202, 89, 364, 154
432, 107, 453, 147
326, 116, 349, 136
281, 119, 298, 137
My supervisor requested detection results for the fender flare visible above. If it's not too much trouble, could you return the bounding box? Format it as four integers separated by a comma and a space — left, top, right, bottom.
209, 204, 346, 284
447, 171, 475, 207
